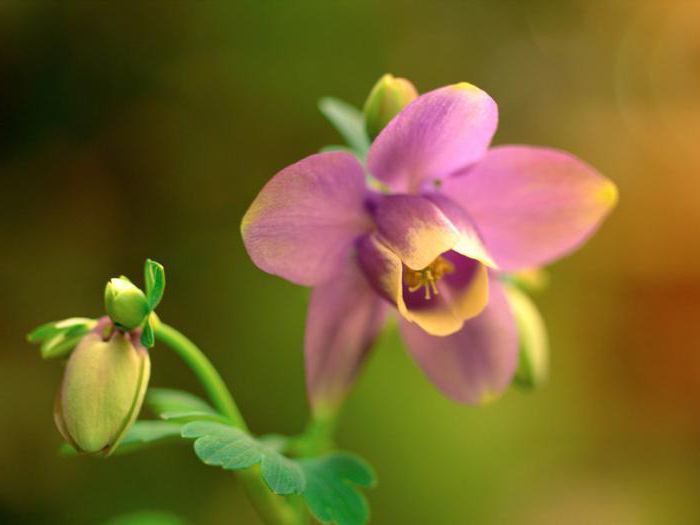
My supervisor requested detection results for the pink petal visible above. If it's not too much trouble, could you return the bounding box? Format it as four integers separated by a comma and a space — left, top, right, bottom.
424, 193, 497, 268
355, 234, 403, 305
373, 194, 461, 270
400, 279, 518, 404
442, 146, 618, 272
373, 194, 496, 271
241, 152, 372, 286
305, 258, 387, 412
367, 83, 498, 192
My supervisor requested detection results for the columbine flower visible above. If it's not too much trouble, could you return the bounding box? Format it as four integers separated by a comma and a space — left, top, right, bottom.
241, 82, 617, 409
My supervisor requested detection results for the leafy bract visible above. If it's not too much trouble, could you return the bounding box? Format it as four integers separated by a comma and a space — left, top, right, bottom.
141, 319, 155, 348
144, 259, 166, 310
318, 97, 370, 159
297, 453, 376, 525
146, 388, 229, 424
504, 284, 549, 389
181, 421, 305, 495
27, 317, 96, 359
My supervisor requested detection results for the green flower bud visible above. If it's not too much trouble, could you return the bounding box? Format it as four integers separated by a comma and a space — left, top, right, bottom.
104, 277, 150, 330
363, 73, 418, 140
54, 321, 151, 455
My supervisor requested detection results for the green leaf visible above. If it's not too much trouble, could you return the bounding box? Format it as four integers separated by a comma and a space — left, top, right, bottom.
114, 421, 183, 454
318, 97, 370, 158
146, 388, 229, 424
144, 259, 166, 310
181, 421, 305, 495
297, 453, 376, 525
28, 317, 94, 342
27, 321, 61, 343
41, 332, 85, 359
61, 421, 182, 456
27, 317, 96, 359
504, 284, 549, 390
141, 319, 155, 348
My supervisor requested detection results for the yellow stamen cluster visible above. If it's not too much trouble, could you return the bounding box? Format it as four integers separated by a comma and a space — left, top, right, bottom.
404, 256, 455, 300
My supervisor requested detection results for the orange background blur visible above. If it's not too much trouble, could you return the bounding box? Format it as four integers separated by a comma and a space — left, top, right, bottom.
1, 2, 699, 523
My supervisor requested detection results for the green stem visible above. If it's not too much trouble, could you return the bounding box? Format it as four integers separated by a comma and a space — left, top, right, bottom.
294, 409, 339, 457
154, 322, 306, 525
154, 322, 245, 428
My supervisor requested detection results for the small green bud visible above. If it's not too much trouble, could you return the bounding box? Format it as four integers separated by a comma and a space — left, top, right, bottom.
363, 73, 418, 139
104, 277, 150, 330
54, 321, 151, 455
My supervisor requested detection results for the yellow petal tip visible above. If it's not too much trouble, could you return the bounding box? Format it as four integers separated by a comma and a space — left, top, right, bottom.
599, 179, 619, 208
452, 82, 480, 92
478, 389, 502, 405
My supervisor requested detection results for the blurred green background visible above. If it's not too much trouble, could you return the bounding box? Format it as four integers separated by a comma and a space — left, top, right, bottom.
2, 1, 699, 523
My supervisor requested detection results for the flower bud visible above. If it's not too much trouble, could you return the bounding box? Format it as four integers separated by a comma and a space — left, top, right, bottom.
54, 319, 151, 455
104, 277, 150, 330
363, 74, 418, 139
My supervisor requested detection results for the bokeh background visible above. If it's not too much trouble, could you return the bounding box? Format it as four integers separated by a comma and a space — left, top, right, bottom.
2, 1, 699, 523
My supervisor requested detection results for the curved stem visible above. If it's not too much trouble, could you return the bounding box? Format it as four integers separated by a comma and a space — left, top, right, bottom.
154, 322, 306, 525
154, 322, 245, 428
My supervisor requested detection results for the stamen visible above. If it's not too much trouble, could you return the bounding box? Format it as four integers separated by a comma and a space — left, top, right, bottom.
403, 256, 455, 301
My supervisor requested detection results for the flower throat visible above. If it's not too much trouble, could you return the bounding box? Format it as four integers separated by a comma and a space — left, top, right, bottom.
403, 256, 455, 300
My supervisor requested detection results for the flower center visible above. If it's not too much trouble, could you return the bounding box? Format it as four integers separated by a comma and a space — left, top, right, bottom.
403, 256, 455, 300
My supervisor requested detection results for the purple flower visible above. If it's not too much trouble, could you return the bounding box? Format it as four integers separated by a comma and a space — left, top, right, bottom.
241, 82, 617, 409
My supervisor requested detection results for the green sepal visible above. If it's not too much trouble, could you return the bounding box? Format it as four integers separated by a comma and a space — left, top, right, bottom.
27, 317, 96, 359
181, 421, 305, 495
141, 319, 155, 348
504, 284, 549, 390
144, 259, 166, 310
146, 388, 230, 424
60, 420, 182, 457
297, 452, 376, 525
318, 97, 370, 159
319, 145, 356, 155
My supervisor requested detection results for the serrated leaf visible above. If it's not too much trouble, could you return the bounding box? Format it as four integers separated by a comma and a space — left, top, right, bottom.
144, 259, 165, 310
61, 421, 182, 456
318, 97, 370, 158
297, 453, 376, 525
141, 320, 155, 348
146, 389, 229, 423
181, 421, 305, 495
